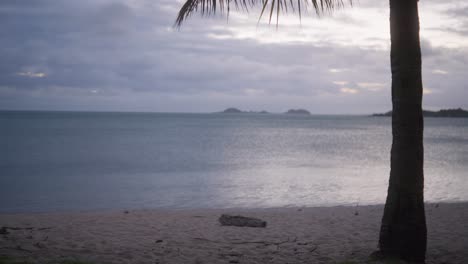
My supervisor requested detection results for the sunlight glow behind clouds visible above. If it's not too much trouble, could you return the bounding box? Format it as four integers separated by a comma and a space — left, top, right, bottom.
432, 69, 449, 75
340, 87, 358, 94
205, 0, 468, 50
207, 6, 391, 49
420, 1, 468, 49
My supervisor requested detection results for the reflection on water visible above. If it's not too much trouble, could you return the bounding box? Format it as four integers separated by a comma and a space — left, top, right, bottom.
0, 111, 467, 212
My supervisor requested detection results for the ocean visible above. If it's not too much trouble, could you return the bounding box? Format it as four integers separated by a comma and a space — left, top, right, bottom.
1, 111, 467, 213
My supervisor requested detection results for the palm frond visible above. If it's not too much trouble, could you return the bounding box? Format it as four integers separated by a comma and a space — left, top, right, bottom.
175, 0, 352, 27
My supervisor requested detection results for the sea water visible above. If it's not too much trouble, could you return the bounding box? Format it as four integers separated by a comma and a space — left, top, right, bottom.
1, 111, 467, 212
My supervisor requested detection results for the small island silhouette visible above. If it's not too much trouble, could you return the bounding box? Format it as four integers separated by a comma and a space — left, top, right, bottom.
220, 108, 311, 115
221, 108, 269, 114
373, 108, 468, 118
284, 109, 311, 115
222, 108, 243, 113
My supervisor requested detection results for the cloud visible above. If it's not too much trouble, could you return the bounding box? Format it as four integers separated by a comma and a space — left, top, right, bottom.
333, 81, 349, 86
423, 88, 435, 95
340, 87, 359, 94
329, 68, 349, 73
0, 0, 467, 114
357, 82, 386, 91
432, 69, 449, 75
17, 72, 47, 78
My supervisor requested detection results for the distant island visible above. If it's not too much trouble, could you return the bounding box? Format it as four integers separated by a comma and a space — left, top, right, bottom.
222, 107, 243, 113
219, 108, 311, 115
372, 108, 468, 118
221, 108, 269, 114
285, 109, 311, 115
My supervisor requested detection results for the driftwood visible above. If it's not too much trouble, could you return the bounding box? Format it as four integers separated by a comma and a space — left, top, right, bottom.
218, 214, 267, 228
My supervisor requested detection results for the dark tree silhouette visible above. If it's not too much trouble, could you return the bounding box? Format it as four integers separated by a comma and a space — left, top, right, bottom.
376, 0, 426, 262
176, 0, 426, 262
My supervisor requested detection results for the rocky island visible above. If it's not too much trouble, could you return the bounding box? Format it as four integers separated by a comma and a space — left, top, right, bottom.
220, 108, 269, 114
372, 108, 468, 118
285, 109, 311, 115
222, 107, 243, 113
219, 108, 312, 115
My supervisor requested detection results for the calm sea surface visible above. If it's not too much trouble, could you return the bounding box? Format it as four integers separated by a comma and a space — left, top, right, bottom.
1, 111, 467, 213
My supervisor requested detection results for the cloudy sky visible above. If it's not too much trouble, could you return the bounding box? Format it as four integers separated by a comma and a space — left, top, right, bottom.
0, 0, 467, 114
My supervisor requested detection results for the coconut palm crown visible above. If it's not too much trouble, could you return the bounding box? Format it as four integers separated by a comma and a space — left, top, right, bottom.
175, 0, 352, 27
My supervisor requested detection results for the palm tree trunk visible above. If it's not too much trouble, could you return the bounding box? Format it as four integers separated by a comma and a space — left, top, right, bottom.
378, 0, 427, 262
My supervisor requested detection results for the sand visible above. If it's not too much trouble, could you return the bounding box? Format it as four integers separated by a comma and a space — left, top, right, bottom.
1, 203, 467, 264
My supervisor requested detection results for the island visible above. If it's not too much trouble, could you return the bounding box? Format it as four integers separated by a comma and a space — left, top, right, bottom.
220, 108, 270, 114
372, 108, 468, 118
285, 109, 311, 115
222, 107, 243, 113
219, 108, 312, 115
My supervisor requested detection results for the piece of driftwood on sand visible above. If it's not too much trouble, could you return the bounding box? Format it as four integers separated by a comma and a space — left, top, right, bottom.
218, 214, 267, 228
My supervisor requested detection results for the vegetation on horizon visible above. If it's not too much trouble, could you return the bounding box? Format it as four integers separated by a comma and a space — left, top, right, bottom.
373, 108, 468, 118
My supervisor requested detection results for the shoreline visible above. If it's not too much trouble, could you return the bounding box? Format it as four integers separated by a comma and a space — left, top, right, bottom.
1, 203, 467, 263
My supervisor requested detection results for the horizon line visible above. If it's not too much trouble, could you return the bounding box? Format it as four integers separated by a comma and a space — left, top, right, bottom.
0, 109, 378, 116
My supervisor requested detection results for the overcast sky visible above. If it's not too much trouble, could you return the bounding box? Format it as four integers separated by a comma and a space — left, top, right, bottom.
0, 0, 467, 114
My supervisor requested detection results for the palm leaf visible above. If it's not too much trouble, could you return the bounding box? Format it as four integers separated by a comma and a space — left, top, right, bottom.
175, 0, 352, 27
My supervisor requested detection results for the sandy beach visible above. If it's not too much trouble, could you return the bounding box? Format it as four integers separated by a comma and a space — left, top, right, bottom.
1, 203, 467, 264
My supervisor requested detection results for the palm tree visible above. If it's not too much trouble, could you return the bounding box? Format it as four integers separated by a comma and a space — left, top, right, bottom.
176, 0, 426, 262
